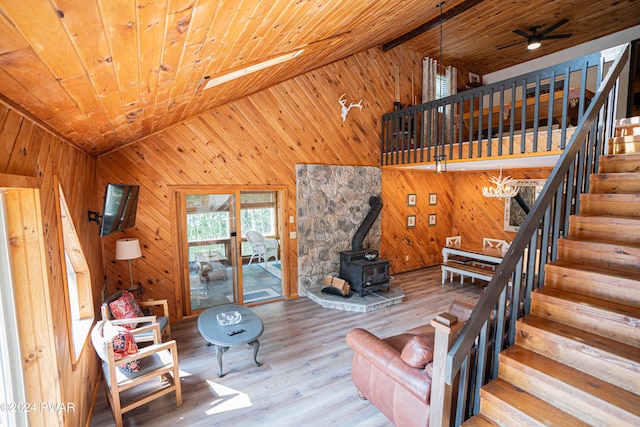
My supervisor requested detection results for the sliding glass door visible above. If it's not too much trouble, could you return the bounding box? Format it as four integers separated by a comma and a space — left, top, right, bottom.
239, 191, 282, 305
180, 188, 284, 315
184, 193, 238, 311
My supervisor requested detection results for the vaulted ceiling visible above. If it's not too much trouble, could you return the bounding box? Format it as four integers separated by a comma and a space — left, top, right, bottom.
0, 0, 638, 156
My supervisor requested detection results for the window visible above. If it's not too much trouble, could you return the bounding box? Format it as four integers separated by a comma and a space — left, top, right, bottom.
56, 182, 94, 369
435, 73, 449, 100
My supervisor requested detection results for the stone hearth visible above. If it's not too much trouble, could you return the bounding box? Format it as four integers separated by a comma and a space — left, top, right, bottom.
304, 280, 405, 313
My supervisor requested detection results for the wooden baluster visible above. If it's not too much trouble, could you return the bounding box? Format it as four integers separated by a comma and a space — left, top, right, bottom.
429, 313, 466, 427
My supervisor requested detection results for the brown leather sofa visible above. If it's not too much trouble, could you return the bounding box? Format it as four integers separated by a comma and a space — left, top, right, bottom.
345, 300, 476, 427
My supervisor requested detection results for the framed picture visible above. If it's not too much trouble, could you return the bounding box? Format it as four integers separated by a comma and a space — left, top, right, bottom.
428, 214, 437, 226
429, 193, 437, 205
406, 215, 416, 228
469, 72, 480, 84
408, 194, 417, 206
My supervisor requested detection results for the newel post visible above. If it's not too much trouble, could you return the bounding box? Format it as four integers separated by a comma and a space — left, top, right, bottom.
429, 312, 465, 427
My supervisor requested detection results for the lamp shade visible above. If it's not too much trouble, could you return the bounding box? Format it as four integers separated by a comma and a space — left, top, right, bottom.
115, 238, 142, 261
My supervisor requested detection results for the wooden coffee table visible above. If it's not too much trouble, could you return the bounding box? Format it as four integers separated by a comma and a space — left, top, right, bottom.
197, 304, 264, 377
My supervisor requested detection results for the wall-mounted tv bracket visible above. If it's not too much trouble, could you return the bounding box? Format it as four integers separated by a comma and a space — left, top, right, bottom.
87, 211, 103, 227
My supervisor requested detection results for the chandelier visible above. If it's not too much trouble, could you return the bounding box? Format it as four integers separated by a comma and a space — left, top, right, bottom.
482, 168, 519, 199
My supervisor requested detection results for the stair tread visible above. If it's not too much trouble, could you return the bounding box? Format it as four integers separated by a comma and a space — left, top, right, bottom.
501, 346, 640, 417
481, 378, 590, 426
581, 193, 640, 200
518, 315, 640, 362
571, 213, 640, 222
591, 172, 640, 180
611, 135, 640, 142
462, 413, 500, 426
547, 259, 640, 281
599, 153, 640, 161
560, 235, 640, 251
534, 286, 640, 317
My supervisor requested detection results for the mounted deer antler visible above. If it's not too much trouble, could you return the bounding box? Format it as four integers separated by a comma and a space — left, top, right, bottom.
339, 94, 363, 122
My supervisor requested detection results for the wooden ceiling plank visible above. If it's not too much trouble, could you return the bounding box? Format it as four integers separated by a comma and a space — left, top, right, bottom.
136, 0, 169, 138
216, 0, 293, 73
156, 3, 194, 90
166, 0, 219, 105
0, 11, 28, 54
97, 0, 141, 107
0, 72, 75, 146
0, 0, 85, 80
0, 49, 95, 141
61, 75, 115, 137
196, 1, 243, 75
54, 0, 124, 132
221, 0, 286, 72
149, 0, 197, 132
233, 0, 311, 67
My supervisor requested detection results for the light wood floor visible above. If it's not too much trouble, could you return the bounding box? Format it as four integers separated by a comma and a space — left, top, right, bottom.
89, 266, 484, 427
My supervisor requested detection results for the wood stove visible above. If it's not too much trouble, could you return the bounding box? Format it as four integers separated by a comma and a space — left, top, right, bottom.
339, 196, 390, 297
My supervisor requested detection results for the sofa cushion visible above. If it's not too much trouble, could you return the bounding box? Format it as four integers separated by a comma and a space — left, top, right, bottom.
400, 332, 435, 368
108, 290, 144, 329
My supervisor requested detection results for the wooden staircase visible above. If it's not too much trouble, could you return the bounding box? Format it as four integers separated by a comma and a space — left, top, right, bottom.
464, 118, 640, 426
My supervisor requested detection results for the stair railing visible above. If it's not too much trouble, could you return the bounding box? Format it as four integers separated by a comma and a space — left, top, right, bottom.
428, 43, 630, 426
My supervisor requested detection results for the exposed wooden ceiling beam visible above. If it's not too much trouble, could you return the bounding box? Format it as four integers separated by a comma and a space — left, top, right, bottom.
382, 0, 486, 51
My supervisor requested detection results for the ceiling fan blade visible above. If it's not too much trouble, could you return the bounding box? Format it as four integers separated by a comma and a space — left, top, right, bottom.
513, 29, 531, 38
540, 18, 569, 36
497, 40, 527, 50
542, 33, 572, 40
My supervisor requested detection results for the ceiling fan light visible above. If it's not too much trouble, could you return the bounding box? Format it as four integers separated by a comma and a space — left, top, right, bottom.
527, 40, 541, 50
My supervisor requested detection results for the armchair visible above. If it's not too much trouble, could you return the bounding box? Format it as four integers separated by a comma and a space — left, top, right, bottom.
91, 320, 182, 427
346, 300, 476, 427
101, 290, 171, 343
246, 230, 279, 266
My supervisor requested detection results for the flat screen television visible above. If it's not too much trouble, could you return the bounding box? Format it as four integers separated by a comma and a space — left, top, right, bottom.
99, 183, 140, 237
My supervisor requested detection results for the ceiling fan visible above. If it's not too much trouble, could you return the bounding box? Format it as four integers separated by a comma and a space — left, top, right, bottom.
497, 19, 572, 51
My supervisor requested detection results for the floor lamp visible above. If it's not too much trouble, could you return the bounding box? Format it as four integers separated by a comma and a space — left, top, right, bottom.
115, 238, 143, 296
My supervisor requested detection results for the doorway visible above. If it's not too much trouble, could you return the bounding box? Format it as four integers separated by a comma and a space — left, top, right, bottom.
178, 188, 284, 315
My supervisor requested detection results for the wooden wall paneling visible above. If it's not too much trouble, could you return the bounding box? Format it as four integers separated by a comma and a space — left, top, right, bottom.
98, 46, 416, 317
1, 103, 103, 426
0, 109, 24, 171
381, 168, 454, 274
13, 126, 44, 178
5, 188, 60, 427
451, 168, 553, 245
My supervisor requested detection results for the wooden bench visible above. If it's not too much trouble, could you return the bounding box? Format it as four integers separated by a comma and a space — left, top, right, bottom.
441, 261, 495, 285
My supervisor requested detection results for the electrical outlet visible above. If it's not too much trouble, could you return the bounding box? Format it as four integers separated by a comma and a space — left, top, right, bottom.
405, 255, 409, 261
289, 215, 294, 223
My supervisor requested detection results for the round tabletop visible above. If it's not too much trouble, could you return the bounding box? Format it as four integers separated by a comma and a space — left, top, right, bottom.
197, 304, 264, 347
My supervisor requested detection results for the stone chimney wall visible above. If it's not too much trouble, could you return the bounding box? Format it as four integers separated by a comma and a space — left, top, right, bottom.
296, 164, 382, 296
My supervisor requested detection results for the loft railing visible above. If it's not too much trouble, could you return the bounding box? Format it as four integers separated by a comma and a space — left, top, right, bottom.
381, 48, 616, 167
427, 43, 630, 426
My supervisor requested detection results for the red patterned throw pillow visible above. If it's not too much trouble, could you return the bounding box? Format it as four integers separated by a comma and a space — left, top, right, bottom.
109, 290, 144, 329
103, 321, 140, 372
